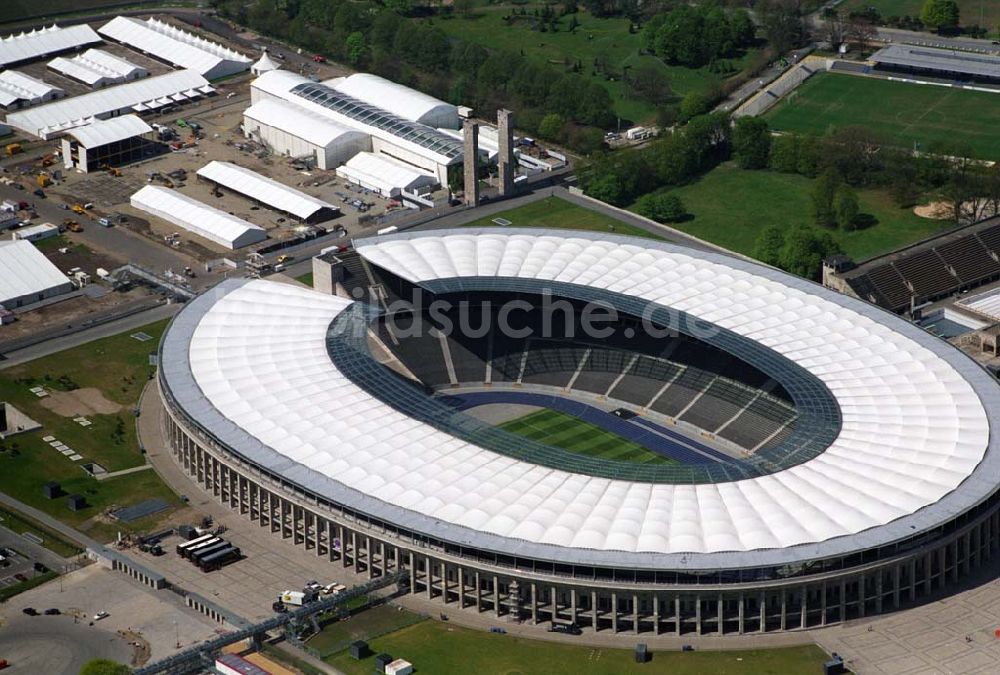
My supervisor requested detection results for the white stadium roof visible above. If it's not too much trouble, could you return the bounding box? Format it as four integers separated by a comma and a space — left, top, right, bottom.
5, 69, 209, 139
243, 98, 364, 149
336, 152, 437, 195
330, 73, 460, 129
161, 231, 999, 568
0, 240, 70, 307
130, 185, 266, 250
66, 114, 152, 148
0, 70, 62, 108
196, 161, 338, 221
48, 48, 147, 86
99, 17, 250, 79
0, 24, 100, 68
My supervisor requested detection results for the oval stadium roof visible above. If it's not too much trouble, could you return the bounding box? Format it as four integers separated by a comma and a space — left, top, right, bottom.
160, 230, 1000, 570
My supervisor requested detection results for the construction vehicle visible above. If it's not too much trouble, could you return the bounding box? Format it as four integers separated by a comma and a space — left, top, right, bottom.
40, 154, 55, 168
62, 219, 82, 232
5, 143, 22, 157
36, 173, 51, 188
71, 203, 86, 215
276, 254, 293, 264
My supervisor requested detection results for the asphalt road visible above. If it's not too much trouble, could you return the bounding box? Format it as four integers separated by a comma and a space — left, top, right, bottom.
0, 615, 133, 675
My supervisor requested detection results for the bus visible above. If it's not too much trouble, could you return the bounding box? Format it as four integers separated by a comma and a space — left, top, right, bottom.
198, 546, 241, 572
190, 541, 229, 563
181, 537, 221, 560
175, 533, 214, 557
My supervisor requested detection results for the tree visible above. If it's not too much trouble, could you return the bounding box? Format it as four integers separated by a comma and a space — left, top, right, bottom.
629, 62, 673, 106
678, 90, 711, 122
732, 117, 771, 169
845, 16, 877, 50
538, 113, 565, 141
824, 11, 847, 48
769, 134, 799, 173
780, 226, 842, 278
811, 168, 841, 227
635, 193, 687, 222
583, 173, 625, 205
834, 184, 860, 229
758, 0, 805, 54
753, 226, 785, 267
80, 660, 130, 675
920, 0, 960, 32
454, 0, 474, 16
346, 32, 366, 65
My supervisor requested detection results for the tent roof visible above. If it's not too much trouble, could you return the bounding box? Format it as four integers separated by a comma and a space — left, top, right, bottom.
195, 161, 338, 220
0, 24, 100, 68
0, 240, 70, 305
67, 114, 152, 148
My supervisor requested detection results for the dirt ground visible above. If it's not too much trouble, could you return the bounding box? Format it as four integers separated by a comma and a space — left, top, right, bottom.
0, 287, 158, 343
914, 201, 952, 219
39, 387, 123, 417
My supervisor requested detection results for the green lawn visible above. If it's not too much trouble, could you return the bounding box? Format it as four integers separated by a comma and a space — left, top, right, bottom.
328, 619, 831, 674
295, 272, 314, 286
665, 163, 953, 262
435, 6, 758, 124
499, 409, 674, 465
464, 196, 663, 239
841, 0, 1000, 29
765, 72, 1000, 160
307, 605, 428, 658
0, 319, 184, 542
0, 506, 83, 558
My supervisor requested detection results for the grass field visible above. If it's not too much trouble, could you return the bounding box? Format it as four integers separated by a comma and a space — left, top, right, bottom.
295, 272, 314, 286
307, 605, 428, 657
435, 6, 759, 124
0, 319, 183, 542
499, 409, 674, 465
841, 0, 1000, 29
0, 0, 168, 24
0, 506, 83, 558
765, 72, 1000, 159
463, 196, 663, 239
327, 619, 832, 674
664, 162, 953, 262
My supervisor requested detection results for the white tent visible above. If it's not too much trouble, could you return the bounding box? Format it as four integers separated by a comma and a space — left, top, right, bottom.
0, 24, 100, 68
251, 49, 279, 76
196, 161, 338, 222
48, 48, 148, 88
131, 185, 267, 250
0, 240, 73, 309
336, 152, 438, 197
0, 70, 63, 109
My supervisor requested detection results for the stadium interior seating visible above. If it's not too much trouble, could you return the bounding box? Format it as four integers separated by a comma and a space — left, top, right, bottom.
372, 298, 798, 453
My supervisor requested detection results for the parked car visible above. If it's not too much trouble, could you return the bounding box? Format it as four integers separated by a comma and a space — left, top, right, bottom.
549, 623, 582, 635
93, 611, 109, 621
22, 607, 37, 616
44, 608, 60, 616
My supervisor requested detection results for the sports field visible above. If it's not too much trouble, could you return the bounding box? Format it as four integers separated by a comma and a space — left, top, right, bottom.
765, 72, 1000, 159
499, 409, 674, 465
463, 196, 664, 239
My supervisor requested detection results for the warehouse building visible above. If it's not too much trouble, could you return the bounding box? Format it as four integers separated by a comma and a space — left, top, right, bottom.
327, 73, 461, 129
242, 98, 368, 170
61, 115, 155, 173
6, 69, 211, 139
0, 70, 64, 110
48, 48, 148, 88
130, 185, 267, 250
0, 24, 101, 68
250, 70, 473, 185
0, 240, 73, 309
336, 152, 439, 197
871, 44, 1000, 83
196, 161, 339, 223
98, 17, 251, 80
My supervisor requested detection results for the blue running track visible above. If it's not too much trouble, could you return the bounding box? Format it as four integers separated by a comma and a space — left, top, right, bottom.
439, 391, 745, 466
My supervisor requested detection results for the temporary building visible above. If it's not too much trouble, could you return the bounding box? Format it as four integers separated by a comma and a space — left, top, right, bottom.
48, 48, 148, 88
0, 70, 63, 110
335, 152, 438, 197
61, 115, 154, 173
195, 161, 339, 223
130, 185, 267, 250
0, 24, 101, 68
0, 240, 73, 309
99, 17, 250, 79
242, 98, 368, 170
329, 73, 460, 129
250, 49, 279, 76
6, 69, 210, 139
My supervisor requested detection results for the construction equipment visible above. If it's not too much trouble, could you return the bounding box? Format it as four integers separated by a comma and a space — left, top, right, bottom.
5, 143, 22, 157
62, 219, 82, 232
36, 173, 52, 188
40, 154, 55, 168
276, 254, 293, 264
70, 203, 86, 215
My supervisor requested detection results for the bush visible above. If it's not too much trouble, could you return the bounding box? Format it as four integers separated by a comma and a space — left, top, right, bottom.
635, 193, 687, 223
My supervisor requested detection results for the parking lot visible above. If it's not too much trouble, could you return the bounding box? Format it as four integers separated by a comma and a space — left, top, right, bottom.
0, 526, 70, 591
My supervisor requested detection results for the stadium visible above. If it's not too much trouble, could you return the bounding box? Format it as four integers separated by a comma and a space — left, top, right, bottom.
158, 229, 1000, 635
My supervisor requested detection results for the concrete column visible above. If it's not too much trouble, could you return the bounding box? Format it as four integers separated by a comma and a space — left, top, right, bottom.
427, 557, 434, 599
779, 589, 786, 631
925, 551, 933, 594
475, 571, 482, 612
531, 583, 538, 623
939, 546, 948, 589
493, 576, 501, 617
634, 593, 641, 634
858, 574, 866, 618
820, 582, 827, 626
909, 558, 917, 601
760, 591, 767, 633
497, 109, 515, 196
800, 587, 807, 629
439, 562, 446, 599
839, 579, 846, 623
350, 531, 357, 569
462, 120, 479, 207
592, 591, 599, 632
570, 588, 577, 625
892, 565, 901, 609
695, 594, 701, 636
458, 566, 466, 608
675, 596, 681, 636
738, 593, 744, 634
611, 593, 618, 633
653, 595, 660, 635
717, 595, 724, 635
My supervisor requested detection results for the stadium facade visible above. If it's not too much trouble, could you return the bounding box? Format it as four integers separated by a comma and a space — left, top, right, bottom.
158, 230, 1000, 635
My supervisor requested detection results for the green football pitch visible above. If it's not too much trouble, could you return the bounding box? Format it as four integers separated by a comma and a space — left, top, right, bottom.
765, 72, 1000, 159
498, 409, 675, 465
